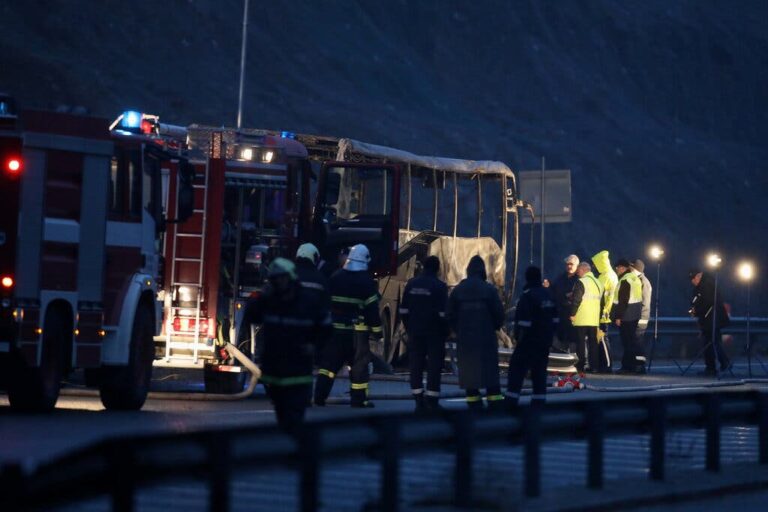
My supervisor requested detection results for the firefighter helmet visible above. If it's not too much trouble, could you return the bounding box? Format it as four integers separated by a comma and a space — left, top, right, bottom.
344, 244, 371, 271
296, 243, 320, 265
268, 258, 298, 280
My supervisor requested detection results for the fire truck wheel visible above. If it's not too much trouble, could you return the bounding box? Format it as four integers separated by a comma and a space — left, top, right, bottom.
99, 303, 154, 410
7, 310, 66, 412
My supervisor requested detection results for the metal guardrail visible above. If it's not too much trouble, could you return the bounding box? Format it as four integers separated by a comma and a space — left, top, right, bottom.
2, 389, 768, 512
651, 316, 768, 336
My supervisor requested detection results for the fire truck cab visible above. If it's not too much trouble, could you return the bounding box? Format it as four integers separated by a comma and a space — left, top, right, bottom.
158, 125, 311, 381
0, 105, 194, 411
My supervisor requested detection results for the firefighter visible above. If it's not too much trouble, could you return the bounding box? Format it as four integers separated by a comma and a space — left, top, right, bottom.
314, 244, 382, 408
239, 258, 332, 434
570, 262, 604, 372
613, 259, 645, 373
592, 250, 619, 371
447, 255, 506, 411
399, 255, 449, 412
507, 266, 557, 409
295, 243, 330, 305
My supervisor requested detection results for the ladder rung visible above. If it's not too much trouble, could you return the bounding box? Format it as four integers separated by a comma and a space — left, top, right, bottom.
171, 282, 203, 288
193, 184, 206, 189
175, 257, 202, 263
175, 232, 203, 238
193, 209, 205, 213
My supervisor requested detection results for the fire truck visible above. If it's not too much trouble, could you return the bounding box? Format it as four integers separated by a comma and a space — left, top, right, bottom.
0, 102, 194, 411
154, 122, 311, 386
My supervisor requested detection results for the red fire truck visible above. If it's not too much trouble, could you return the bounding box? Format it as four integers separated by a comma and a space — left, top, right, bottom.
0, 102, 194, 411
155, 123, 311, 383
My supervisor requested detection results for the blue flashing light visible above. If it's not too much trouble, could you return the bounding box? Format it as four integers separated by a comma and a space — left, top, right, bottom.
122, 111, 142, 129
280, 131, 296, 139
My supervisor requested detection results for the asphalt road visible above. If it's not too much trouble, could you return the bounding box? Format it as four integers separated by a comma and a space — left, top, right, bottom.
3, 359, 768, 511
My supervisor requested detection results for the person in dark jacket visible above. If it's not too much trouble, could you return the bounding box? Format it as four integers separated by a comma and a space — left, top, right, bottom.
507, 266, 557, 409
690, 269, 731, 376
612, 259, 644, 373
295, 243, 330, 306
400, 255, 449, 412
239, 258, 332, 434
550, 254, 580, 351
447, 255, 505, 410
314, 244, 382, 408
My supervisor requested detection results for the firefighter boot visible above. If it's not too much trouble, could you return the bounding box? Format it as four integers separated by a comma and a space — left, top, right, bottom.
350, 383, 374, 408
487, 393, 507, 413
466, 393, 484, 412
313, 372, 335, 406
424, 394, 443, 412
413, 392, 428, 414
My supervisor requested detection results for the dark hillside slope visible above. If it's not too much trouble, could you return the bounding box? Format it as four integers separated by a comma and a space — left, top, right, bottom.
1, 0, 766, 313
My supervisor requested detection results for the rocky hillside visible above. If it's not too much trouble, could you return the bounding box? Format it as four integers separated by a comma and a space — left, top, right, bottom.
2, 0, 766, 313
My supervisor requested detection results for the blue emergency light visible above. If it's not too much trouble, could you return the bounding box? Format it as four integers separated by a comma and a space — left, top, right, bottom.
122, 111, 142, 129
280, 131, 296, 139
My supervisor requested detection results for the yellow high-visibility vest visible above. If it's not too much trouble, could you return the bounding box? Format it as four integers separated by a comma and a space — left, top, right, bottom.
573, 272, 603, 327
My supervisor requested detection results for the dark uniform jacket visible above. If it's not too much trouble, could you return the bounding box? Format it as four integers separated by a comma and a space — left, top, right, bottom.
329, 269, 382, 335
551, 271, 577, 321
400, 269, 449, 340
514, 284, 557, 348
242, 284, 332, 383
296, 257, 330, 308
447, 257, 504, 389
691, 272, 729, 330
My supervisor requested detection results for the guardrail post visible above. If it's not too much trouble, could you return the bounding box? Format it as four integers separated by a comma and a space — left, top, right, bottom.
453, 411, 474, 508
379, 418, 400, 512
524, 406, 542, 498
109, 445, 135, 512
649, 398, 666, 481
299, 428, 320, 512
586, 403, 604, 489
209, 433, 231, 512
705, 394, 721, 472
759, 392, 768, 464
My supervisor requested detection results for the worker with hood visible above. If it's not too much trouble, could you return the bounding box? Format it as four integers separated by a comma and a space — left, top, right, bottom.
507, 266, 557, 410
592, 250, 619, 370
239, 258, 332, 434
447, 255, 505, 410
400, 255, 449, 413
314, 244, 382, 408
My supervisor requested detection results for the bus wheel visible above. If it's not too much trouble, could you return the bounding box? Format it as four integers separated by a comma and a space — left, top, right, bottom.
8, 310, 67, 412
100, 303, 154, 410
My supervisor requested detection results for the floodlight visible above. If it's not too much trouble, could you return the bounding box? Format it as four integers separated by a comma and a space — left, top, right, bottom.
649, 245, 664, 261
738, 261, 755, 282
707, 253, 722, 268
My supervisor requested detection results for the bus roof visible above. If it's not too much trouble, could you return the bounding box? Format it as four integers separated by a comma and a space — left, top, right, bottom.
337, 138, 515, 178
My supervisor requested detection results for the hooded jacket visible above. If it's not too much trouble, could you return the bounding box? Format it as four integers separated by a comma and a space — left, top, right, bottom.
591, 250, 619, 324
447, 256, 504, 389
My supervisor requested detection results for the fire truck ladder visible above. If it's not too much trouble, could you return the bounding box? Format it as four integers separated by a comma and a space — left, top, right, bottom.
164, 165, 210, 365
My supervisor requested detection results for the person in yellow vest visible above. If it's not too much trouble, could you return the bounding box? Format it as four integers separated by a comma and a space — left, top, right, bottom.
592, 250, 619, 370
612, 259, 645, 374
569, 262, 604, 372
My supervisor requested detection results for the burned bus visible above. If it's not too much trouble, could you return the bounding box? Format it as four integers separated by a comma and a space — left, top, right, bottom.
303, 137, 519, 364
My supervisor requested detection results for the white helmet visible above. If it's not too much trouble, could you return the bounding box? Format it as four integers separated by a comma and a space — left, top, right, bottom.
296, 243, 320, 265
344, 244, 371, 271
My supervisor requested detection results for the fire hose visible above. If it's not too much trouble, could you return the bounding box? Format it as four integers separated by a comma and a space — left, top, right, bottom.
60, 342, 261, 401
